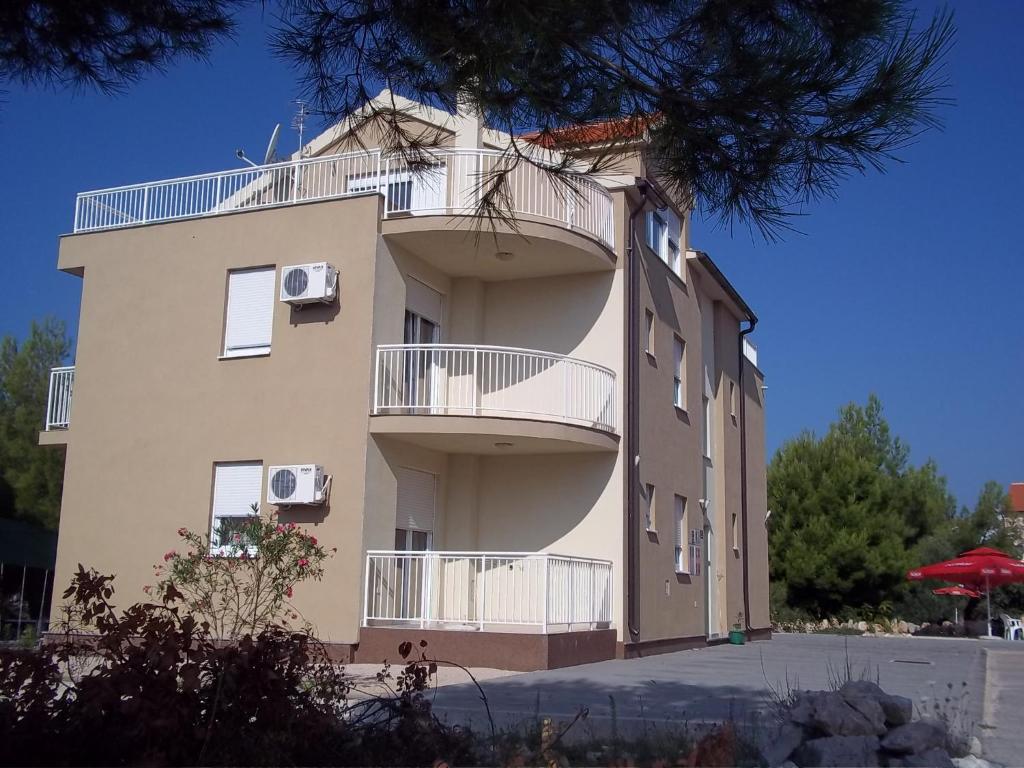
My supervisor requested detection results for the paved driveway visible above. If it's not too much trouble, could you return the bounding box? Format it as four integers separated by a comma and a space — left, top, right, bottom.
427, 633, 1023, 759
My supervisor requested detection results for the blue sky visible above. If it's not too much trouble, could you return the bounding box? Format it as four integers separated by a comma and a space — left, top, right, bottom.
0, 2, 1020, 509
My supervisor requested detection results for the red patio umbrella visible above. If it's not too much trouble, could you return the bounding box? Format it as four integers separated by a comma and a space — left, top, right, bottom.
908, 547, 1024, 637
932, 586, 983, 598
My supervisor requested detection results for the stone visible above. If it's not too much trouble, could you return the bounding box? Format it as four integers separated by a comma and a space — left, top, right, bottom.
790, 691, 825, 727
843, 694, 888, 735
967, 736, 983, 757
882, 721, 948, 755
901, 748, 954, 768
879, 694, 913, 727
761, 723, 805, 767
907, 623, 920, 634
794, 735, 881, 767
953, 756, 998, 768
858, 621, 869, 631
898, 620, 910, 634
812, 693, 886, 737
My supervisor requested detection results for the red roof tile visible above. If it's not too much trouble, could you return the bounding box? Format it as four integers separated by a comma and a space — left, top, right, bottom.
520, 115, 652, 149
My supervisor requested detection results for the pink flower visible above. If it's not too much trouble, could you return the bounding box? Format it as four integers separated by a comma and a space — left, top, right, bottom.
298, 558, 309, 568
177, 527, 188, 537
275, 524, 285, 534
286, 522, 296, 531
285, 587, 293, 598
163, 550, 176, 562
308, 536, 317, 546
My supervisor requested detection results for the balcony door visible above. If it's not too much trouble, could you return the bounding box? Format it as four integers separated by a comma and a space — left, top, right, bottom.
395, 468, 436, 621
404, 278, 444, 413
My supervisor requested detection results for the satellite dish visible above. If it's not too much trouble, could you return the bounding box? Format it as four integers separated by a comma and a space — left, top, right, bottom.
264, 123, 282, 164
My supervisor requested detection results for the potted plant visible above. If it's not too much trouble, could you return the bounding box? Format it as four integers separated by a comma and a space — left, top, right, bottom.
729, 611, 745, 645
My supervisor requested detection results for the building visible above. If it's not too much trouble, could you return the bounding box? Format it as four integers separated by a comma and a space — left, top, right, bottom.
1008, 483, 1024, 549
40, 93, 769, 670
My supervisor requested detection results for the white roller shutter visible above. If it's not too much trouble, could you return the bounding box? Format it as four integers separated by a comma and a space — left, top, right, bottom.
224, 267, 275, 356
667, 209, 682, 276
212, 462, 263, 519
405, 278, 443, 325
396, 467, 436, 532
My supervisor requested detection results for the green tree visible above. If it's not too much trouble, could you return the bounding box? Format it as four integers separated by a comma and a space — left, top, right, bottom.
0, 317, 72, 529
768, 395, 955, 618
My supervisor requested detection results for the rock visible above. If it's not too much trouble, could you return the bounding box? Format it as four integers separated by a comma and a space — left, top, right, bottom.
953, 756, 998, 768
900, 748, 954, 768
794, 735, 881, 767
882, 721, 947, 755
907, 623, 920, 634
879, 694, 913, 727
898, 620, 910, 634
967, 736, 983, 758
790, 691, 825, 727
820, 619, 831, 630
761, 723, 805, 767
858, 621, 869, 632
843, 694, 888, 735
812, 694, 886, 737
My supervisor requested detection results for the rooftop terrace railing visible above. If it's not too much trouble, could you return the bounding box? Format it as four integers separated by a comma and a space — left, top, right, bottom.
73, 149, 615, 248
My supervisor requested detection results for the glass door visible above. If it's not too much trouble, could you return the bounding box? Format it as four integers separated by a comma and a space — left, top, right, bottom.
404, 310, 440, 412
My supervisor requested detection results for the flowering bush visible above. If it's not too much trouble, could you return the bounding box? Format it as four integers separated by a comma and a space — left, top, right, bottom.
153, 508, 333, 638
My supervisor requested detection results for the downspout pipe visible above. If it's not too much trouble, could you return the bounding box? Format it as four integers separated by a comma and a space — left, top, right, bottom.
738, 317, 757, 632
625, 178, 651, 643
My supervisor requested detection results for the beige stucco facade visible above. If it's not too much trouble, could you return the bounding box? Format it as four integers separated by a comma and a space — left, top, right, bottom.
44, 97, 769, 665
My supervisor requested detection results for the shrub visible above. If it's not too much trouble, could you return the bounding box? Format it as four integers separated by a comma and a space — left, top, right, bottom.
0, 567, 480, 767
154, 509, 333, 638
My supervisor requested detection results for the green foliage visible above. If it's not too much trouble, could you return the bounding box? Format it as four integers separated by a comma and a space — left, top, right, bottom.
768, 395, 955, 619
154, 510, 334, 639
0, 318, 72, 529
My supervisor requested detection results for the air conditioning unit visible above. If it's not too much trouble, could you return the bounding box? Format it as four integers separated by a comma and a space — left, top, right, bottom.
267, 464, 327, 505
280, 262, 338, 305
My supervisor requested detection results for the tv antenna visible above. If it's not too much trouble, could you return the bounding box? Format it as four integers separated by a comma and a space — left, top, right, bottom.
292, 101, 310, 157
235, 123, 282, 168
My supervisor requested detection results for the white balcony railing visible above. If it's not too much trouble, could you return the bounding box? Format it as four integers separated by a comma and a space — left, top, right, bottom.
363, 550, 613, 632
373, 344, 616, 432
73, 149, 615, 248
45, 366, 74, 430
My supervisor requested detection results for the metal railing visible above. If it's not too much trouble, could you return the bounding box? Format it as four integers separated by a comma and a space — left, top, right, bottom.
72, 149, 615, 248
363, 550, 613, 632
373, 344, 616, 432
45, 366, 74, 430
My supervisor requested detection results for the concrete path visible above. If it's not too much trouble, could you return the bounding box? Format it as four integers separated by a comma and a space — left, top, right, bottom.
980, 643, 1024, 766
426, 634, 995, 742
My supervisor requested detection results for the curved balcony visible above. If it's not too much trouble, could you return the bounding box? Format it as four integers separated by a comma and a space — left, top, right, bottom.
370, 344, 618, 453
72, 149, 615, 265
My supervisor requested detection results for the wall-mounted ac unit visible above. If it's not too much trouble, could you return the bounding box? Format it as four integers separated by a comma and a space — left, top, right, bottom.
267, 464, 327, 505
280, 262, 338, 305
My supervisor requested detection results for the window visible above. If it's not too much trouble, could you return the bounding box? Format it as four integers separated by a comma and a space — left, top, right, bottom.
729, 381, 737, 418
644, 310, 655, 356
646, 209, 667, 255
674, 495, 687, 573
644, 483, 656, 532
223, 267, 275, 358
732, 512, 740, 552
702, 395, 712, 458
645, 207, 683, 280
210, 462, 263, 555
673, 336, 685, 409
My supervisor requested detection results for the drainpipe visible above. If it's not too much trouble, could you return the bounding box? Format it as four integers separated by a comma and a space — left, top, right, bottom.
738, 318, 757, 632
625, 179, 650, 644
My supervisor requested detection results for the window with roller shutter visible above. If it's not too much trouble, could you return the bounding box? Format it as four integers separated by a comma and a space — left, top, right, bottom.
223, 267, 275, 358
210, 462, 262, 554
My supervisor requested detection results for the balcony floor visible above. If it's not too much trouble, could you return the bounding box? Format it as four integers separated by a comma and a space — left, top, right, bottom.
368, 414, 619, 454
